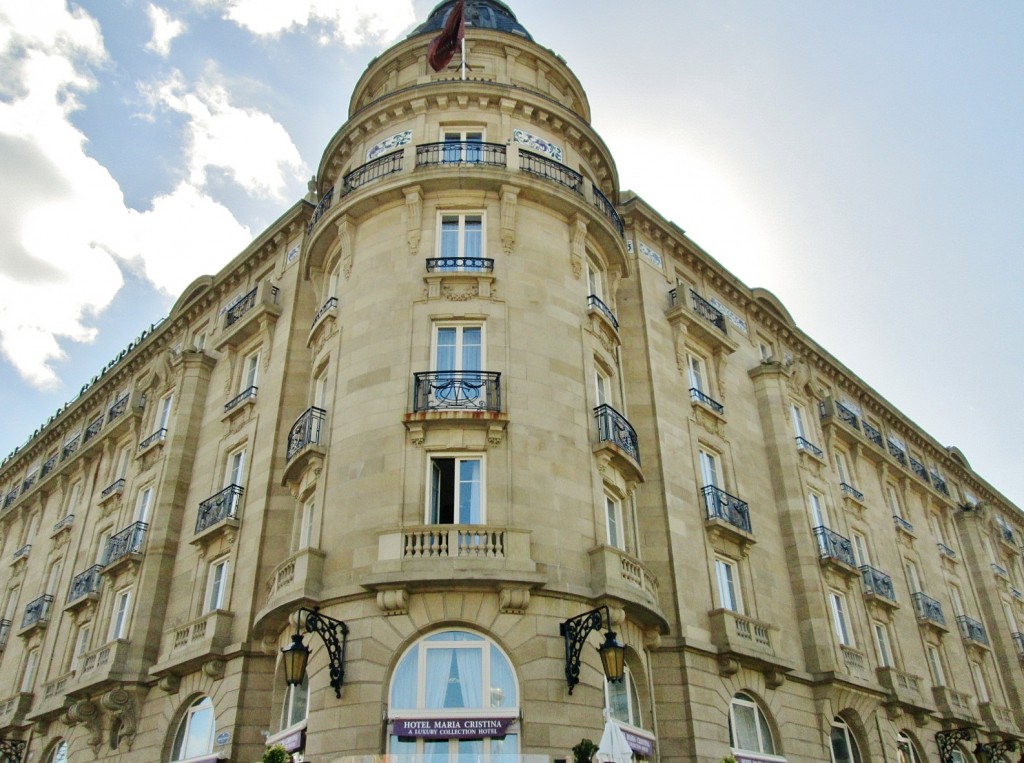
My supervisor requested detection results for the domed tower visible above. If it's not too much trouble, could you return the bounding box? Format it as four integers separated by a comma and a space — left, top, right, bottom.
259, 0, 666, 759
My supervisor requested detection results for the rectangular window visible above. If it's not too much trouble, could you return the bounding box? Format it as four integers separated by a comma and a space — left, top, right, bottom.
115, 445, 131, 480
926, 645, 946, 686
757, 338, 774, 361
595, 369, 611, 408
435, 325, 482, 372
72, 624, 91, 672
430, 456, 483, 525
791, 404, 807, 439
45, 560, 62, 595
949, 584, 965, 617
439, 213, 484, 261
809, 491, 828, 529
206, 558, 229, 612
699, 449, 721, 489
242, 351, 260, 391
905, 561, 922, 594
687, 354, 706, 394
109, 588, 132, 641
193, 331, 207, 351
834, 450, 851, 485
66, 480, 82, 514
21, 648, 39, 692
886, 484, 904, 518
715, 558, 742, 612
442, 130, 484, 162
226, 449, 247, 488
135, 487, 153, 524
299, 499, 316, 550
971, 662, 989, 703
605, 495, 624, 550
157, 393, 173, 430
829, 590, 853, 646
873, 622, 893, 667
314, 372, 329, 409
852, 533, 870, 568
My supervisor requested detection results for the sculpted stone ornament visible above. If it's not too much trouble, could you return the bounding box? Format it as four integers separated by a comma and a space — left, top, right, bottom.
65, 698, 103, 752
102, 687, 139, 751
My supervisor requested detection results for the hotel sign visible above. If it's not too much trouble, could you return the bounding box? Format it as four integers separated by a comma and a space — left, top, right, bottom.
392, 717, 516, 739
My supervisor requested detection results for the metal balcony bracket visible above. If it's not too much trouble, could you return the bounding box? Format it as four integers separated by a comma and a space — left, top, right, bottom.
975, 740, 1017, 763
936, 728, 975, 763
0, 738, 26, 762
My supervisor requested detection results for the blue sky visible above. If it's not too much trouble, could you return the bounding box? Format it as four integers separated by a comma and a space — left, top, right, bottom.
1, 0, 1022, 507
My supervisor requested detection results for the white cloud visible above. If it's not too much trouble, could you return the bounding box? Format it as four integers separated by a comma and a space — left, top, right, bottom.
0, 0, 256, 389
145, 70, 304, 200
145, 4, 185, 57
198, 0, 415, 46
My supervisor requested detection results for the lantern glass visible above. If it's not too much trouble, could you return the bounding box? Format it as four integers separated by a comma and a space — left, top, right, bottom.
598, 630, 626, 682
281, 633, 310, 686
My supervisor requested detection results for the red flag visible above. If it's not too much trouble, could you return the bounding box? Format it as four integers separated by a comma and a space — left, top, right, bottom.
427, 0, 465, 72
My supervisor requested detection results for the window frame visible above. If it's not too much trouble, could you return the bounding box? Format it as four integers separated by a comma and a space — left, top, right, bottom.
829, 590, 853, 647
109, 587, 133, 641
171, 695, 216, 761
715, 556, 743, 613
225, 447, 247, 489
873, 621, 894, 667
830, 716, 862, 763
427, 454, 485, 525
241, 349, 260, 392
926, 644, 946, 686
604, 493, 625, 551
21, 647, 40, 692
604, 663, 645, 730
205, 557, 230, 613
437, 211, 485, 261
728, 692, 778, 758
135, 485, 154, 524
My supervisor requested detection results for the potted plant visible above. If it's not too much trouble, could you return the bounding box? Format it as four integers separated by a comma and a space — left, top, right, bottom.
572, 738, 599, 763
262, 744, 290, 763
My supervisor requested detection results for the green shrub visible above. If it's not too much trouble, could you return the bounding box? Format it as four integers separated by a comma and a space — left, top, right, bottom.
262, 744, 290, 763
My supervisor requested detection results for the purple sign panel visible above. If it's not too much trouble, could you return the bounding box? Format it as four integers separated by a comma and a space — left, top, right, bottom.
621, 728, 655, 757
392, 718, 516, 739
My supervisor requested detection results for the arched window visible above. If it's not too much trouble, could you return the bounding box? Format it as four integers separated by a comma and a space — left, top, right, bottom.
171, 696, 215, 761
830, 716, 862, 763
897, 731, 922, 763
388, 630, 519, 763
45, 741, 68, 763
729, 693, 778, 757
280, 673, 309, 731
605, 665, 644, 729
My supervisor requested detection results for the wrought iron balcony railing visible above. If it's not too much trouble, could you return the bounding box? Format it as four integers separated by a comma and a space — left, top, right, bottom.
834, 400, 860, 429
956, 615, 988, 645
224, 386, 258, 412
412, 371, 501, 413
311, 296, 338, 327
416, 141, 506, 167
690, 388, 724, 415
0, 619, 9, 650
992, 562, 1009, 579
108, 393, 130, 423
21, 594, 54, 629
909, 456, 928, 481
594, 404, 640, 465
862, 422, 883, 448
425, 258, 494, 273
592, 186, 624, 237
813, 526, 856, 567
225, 287, 257, 327
912, 592, 945, 626
937, 542, 957, 560
887, 441, 907, 466
101, 478, 125, 499
286, 406, 327, 461
840, 482, 864, 501
893, 515, 914, 534
62, 434, 81, 460
83, 414, 104, 443
1000, 526, 1016, 545
795, 436, 823, 458
342, 150, 403, 195
12, 544, 30, 561
41, 453, 58, 477
67, 565, 103, 604
930, 472, 949, 496
307, 186, 334, 233
519, 149, 583, 195
1013, 632, 1024, 655
688, 290, 726, 333
103, 521, 149, 566
196, 485, 244, 534
702, 485, 751, 533
2, 490, 16, 509
860, 565, 896, 602
139, 428, 167, 450
52, 514, 74, 533
1011, 587, 1024, 602
587, 294, 619, 329
22, 471, 38, 493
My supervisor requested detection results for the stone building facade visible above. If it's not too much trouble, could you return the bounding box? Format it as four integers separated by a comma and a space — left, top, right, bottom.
0, 2, 1022, 762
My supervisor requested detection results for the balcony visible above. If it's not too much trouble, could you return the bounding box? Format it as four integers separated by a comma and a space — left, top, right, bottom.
1012, 632, 1024, 659
70, 638, 131, 696
194, 485, 243, 540
83, 413, 104, 443
151, 610, 235, 678
259, 547, 327, 625
412, 371, 501, 413
40, 453, 58, 477
862, 421, 884, 449
932, 686, 975, 723
912, 592, 946, 630
286, 406, 326, 462
224, 386, 257, 414
592, 186, 624, 238
909, 456, 928, 482
61, 434, 81, 460
813, 526, 857, 575
703, 485, 753, 540
587, 294, 619, 331
708, 609, 790, 678
979, 702, 1017, 734
956, 615, 988, 647
937, 542, 957, 561
519, 149, 583, 195
877, 667, 929, 716
666, 288, 738, 354
66, 565, 103, 610
21, 471, 38, 493
306, 186, 333, 234
690, 388, 724, 416
12, 543, 30, 562
991, 562, 1009, 580
930, 472, 949, 496
107, 393, 130, 424
215, 281, 282, 350
795, 436, 824, 459
101, 521, 148, 574
139, 427, 167, 452
2, 488, 18, 510
0, 693, 33, 728
892, 515, 915, 536
860, 566, 898, 608
99, 478, 125, 503
425, 257, 494, 274
887, 441, 908, 467
416, 141, 506, 168
51, 513, 74, 537
840, 645, 870, 681
0, 619, 10, 651
342, 150, 404, 195
593, 404, 643, 483
589, 545, 660, 612
20, 594, 54, 633
840, 482, 864, 502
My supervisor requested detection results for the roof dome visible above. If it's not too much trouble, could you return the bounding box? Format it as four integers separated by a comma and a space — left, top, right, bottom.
410, 0, 533, 42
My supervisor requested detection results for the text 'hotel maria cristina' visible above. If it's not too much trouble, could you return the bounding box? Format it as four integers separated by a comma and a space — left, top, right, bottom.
1, 2, 1022, 763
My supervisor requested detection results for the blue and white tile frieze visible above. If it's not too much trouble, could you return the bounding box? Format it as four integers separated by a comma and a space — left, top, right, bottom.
709, 297, 748, 334
367, 130, 413, 161
638, 241, 663, 269
513, 129, 563, 162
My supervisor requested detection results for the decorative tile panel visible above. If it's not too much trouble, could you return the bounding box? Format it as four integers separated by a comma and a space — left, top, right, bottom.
367, 129, 413, 161
512, 129, 562, 162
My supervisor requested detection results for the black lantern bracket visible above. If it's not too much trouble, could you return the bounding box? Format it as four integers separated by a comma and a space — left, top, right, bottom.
559, 605, 625, 695
0, 739, 26, 763
290, 606, 349, 699
975, 739, 1019, 763
937, 728, 976, 763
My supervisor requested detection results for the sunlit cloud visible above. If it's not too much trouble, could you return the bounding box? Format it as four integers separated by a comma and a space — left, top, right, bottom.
145, 4, 185, 57
193, 0, 415, 46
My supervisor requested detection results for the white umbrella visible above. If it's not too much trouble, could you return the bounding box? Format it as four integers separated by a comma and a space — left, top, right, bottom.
594, 717, 633, 763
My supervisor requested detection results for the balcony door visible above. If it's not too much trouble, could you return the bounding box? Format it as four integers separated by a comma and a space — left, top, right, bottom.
434, 325, 482, 406
442, 130, 483, 163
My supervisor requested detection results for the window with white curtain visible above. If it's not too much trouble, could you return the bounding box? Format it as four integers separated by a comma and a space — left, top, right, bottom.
728, 692, 777, 757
